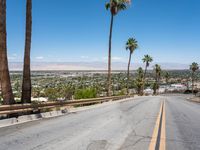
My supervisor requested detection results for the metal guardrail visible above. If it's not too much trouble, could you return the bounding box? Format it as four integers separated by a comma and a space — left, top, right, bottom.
0, 95, 130, 115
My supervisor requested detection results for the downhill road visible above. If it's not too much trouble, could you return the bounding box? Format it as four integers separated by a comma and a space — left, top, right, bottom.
0, 95, 200, 150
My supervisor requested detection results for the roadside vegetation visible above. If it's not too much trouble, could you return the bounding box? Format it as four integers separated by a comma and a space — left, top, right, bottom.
190, 62, 199, 94
74, 88, 97, 99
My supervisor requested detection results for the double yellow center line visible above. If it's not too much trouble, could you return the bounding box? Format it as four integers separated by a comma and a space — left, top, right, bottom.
149, 100, 166, 150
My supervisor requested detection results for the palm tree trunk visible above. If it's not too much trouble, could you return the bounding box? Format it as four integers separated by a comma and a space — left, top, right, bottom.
157, 74, 161, 95
192, 71, 194, 94
155, 73, 158, 95
107, 14, 114, 97
21, 0, 32, 103
141, 63, 148, 95
143, 64, 147, 82
127, 51, 131, 95
0, 0, 15, 105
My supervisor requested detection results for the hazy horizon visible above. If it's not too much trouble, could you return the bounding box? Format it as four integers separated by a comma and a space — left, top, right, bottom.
8, 61, 192, 71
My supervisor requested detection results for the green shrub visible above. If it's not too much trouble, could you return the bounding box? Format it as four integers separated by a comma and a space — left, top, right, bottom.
74, 88, 97, 99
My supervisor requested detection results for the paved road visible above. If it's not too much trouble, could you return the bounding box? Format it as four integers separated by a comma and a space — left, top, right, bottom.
165, 95, 200, 150
0, 95, 200, 150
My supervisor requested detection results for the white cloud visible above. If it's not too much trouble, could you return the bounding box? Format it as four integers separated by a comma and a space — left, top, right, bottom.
102, 56, 107, 60
91, 57, 100, 61
35, 56, 44, 60
8, 57, 15, 60
102, 56, 125, 62
112, 56, 123, 61
13, 53, 17, 57
8, 54, 18, 60
80, 56, 89, 59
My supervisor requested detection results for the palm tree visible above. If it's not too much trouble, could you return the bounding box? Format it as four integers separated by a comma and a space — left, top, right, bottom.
21, 0, 32, 103
164, 71, 170, 84
0, 0, 15, 105
190, 62, 199, 94
126, 38, 138, 95
105, 0, 130, 96
135, 67, 144, 95
142, 55, 153, 95
153, 64, 161, 95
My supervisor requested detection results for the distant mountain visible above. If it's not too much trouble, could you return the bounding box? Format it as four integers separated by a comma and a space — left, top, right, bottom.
8, 62, 190, 71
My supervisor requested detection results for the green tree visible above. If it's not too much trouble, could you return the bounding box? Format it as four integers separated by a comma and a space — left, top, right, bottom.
142, 55, 153, 95
21, 0, 32, 103
164, 71, 170, 84
135, 67, 144, 95
44, 88, 59, 101
32, 87, 41, 98
153, 64, 162, 95
125, 38, 138, 95
105, 0, 130, 96
190, 62, 199, 94
0, 96, 2, 105
152, 82, 158, 95
13, 80, 21, 98
60, 85, 74, 100
0, 0, 15, 104
74, 88, 97, 99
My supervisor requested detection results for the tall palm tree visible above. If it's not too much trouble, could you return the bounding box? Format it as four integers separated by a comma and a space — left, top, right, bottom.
126, 38, 138, 95
154, 64, 161, 95
21, 0, 32, 103
190, 62, 199, 94
142, 55, 153, 95
105, 0, 130, 96
0, 0, 15, 105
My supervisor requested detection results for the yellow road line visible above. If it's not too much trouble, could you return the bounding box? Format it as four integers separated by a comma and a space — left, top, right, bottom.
159, 101, 166, 150
148, 100, 166, 150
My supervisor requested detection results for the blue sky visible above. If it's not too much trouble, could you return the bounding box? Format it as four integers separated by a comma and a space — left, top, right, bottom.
7, 0, 200, 64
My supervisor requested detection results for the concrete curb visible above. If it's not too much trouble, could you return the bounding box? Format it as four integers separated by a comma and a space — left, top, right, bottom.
0, 118, 18, 128
18, 114, 42, 123
0, 110, 68, 128
187, 96, 200, 103
41, 111, 64, 118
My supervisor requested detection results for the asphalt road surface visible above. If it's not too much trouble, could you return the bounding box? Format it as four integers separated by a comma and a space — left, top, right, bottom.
0, 95, 200, 150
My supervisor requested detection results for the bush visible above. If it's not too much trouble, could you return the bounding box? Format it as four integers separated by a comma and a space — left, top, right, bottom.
116, 88, 127, 96
44, 88, 59, 101
44, 86, 75, 101
74, 88, 97, 99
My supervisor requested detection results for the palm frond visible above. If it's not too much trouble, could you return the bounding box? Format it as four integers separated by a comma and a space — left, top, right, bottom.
143, 54, 153, 63
117, 3, 127, 11
190, 62, 199, 72
106, 0, 130, 14
125, 38, 138, 54
105, 3, 110, 10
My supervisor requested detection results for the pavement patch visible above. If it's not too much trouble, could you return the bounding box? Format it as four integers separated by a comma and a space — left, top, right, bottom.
87, 140, 108, 150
